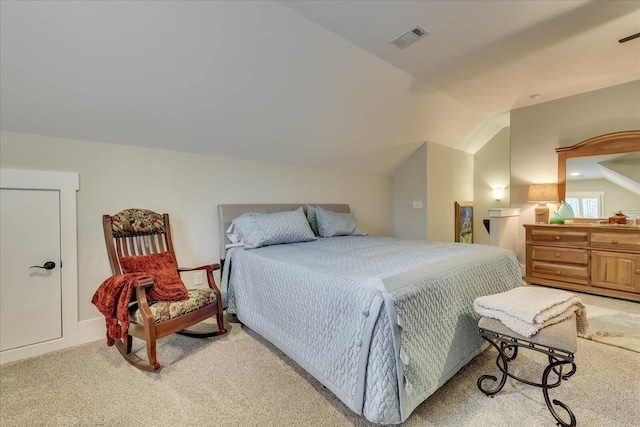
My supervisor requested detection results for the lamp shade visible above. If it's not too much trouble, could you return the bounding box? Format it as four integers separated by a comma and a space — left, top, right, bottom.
527, 184, 559, 203
492, 187, 504, 201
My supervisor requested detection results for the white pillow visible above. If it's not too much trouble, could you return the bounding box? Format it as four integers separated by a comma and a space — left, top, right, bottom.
225, 223, 244, 249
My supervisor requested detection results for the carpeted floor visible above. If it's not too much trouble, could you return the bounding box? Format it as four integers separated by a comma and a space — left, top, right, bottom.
1, 291, 639, 426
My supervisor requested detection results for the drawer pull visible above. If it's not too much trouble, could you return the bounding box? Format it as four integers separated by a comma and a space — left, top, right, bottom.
555, 253, 561, 258
611, 240, 618, 244
636, 269, 640, 274
554, 236, 561, 241
555, 270, 561, 275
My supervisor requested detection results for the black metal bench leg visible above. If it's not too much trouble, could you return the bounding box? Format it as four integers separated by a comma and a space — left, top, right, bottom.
477, 328, 577, 426
542, 359, 577, 427
477, 336, 512, 396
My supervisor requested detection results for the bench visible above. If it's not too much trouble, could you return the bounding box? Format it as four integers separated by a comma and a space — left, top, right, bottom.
477, 313, 578, 427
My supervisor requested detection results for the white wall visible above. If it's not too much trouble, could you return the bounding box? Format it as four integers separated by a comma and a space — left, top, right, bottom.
426, 142, 474, 242
510, 80, 640, 261
0, 131, 393, 323
473, 128, 511, 245
392, 141, 474, 242
392, 143, 427, 240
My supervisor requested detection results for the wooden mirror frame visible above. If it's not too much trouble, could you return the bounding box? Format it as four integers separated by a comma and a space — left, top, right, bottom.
556, 130, 640, 202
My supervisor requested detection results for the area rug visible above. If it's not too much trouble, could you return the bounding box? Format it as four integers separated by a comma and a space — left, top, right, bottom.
579, 304, 640, 353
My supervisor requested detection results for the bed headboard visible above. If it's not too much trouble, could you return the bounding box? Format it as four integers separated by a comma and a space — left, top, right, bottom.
217, 203, 351, 260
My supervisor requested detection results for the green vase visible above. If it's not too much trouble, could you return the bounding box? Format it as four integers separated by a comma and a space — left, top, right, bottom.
550, 212, 565, 224
558, 201, 574, 220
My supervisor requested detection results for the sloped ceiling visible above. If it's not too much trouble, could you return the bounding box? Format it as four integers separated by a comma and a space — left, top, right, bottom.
1, 1, 639, 176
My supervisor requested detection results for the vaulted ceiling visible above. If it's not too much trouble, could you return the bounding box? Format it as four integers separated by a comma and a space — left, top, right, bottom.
1, 1, 639, 175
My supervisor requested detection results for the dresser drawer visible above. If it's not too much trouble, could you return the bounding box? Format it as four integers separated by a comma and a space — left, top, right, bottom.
591, 232, 640, 252
531, 246, 588, 265
531, 261, 589, 285
529, 229, 588, 247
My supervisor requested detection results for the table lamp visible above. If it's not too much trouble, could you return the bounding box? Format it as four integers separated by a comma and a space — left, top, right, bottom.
527, 184, 559, 224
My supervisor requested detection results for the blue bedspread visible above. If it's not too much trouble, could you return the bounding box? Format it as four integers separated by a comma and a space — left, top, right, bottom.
221, 236, 523, 424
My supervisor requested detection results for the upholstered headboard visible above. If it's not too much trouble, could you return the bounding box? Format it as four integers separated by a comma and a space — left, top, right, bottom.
217, 203, 350, 260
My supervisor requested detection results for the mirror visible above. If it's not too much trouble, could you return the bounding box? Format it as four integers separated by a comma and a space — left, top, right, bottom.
557, 130, 640, 219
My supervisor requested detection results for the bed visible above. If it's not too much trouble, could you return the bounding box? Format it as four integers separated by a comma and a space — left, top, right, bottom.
218, 204, 524, 424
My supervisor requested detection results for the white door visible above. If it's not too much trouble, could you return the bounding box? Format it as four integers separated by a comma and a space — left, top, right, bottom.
0, 188, 62, 351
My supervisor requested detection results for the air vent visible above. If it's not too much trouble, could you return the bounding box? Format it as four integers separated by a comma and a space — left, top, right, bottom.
391, 26, 428, 48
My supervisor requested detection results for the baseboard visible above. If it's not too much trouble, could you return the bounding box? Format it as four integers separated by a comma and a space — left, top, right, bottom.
78, 317, 105, 344
1, 318, 104, 365
1, 338, 73, 364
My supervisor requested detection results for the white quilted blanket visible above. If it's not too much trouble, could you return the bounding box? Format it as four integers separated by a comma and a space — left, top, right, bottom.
222, 236, 523, 423
473, 286, 589, 337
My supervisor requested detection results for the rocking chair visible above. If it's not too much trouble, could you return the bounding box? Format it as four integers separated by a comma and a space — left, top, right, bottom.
102, 208, 226, 371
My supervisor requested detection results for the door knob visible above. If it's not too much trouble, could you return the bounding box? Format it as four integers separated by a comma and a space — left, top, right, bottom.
30, 261, 56, 270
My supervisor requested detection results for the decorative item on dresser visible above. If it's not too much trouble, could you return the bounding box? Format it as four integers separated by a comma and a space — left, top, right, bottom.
527, 184, 559, 224
524, 224, 640, 302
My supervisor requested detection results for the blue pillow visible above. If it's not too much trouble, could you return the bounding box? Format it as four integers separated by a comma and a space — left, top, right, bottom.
316, 206, 365, 237
306, 204, 319, 235
232, 207, 317, 249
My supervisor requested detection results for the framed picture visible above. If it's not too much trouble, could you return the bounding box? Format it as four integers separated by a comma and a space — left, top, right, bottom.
455, 201, 473, 243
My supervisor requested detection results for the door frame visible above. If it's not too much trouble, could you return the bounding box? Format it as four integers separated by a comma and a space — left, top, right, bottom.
1, 168, 79, 363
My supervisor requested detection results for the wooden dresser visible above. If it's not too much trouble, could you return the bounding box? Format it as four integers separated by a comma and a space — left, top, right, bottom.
524, 224, 640, 302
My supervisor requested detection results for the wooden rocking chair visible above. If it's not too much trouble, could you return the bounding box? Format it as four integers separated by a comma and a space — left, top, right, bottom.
102, 208, 226, 371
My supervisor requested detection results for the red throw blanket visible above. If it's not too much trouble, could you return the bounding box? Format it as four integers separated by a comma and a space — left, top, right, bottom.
91, 273, 188, 346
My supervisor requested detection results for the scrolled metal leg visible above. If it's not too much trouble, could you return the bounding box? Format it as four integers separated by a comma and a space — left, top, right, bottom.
549, 354, 577, 379
477, 325, 577, 426
477, 337, 509, 396
542, 359, 577, 427
500, 340, 518, 361
563, 362, 577, 379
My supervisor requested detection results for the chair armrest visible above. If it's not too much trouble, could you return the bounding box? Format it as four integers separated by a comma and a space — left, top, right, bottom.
134, 277, 155, 289
179, 264, 222, 292
178, 264, 221, 272
131, 278, 155, 329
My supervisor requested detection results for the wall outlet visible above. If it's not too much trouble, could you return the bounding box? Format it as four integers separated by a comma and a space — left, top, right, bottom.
412, 201, 423, 209
194, 271, 204, 286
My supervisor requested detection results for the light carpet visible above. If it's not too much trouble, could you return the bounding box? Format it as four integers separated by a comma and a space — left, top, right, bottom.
1, 316, 639, 426
579, 304, 640, 353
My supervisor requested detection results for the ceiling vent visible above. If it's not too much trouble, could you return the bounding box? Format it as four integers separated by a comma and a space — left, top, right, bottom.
391, 26, 428, 48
